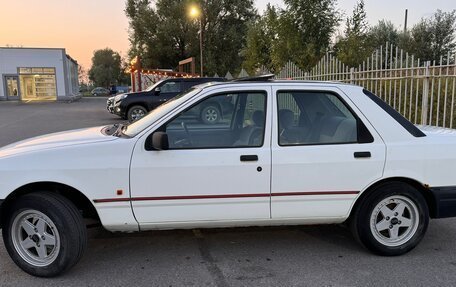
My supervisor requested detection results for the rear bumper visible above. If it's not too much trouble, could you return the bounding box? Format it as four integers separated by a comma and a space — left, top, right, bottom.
430, 186, 456, 218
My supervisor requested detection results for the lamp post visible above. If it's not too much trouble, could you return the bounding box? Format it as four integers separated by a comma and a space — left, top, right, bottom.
189, 5, 203, 77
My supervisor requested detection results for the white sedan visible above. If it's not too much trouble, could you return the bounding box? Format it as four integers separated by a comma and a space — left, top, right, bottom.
0, 79, 455, 277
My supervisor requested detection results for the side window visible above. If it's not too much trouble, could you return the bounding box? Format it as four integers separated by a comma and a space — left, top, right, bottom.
163, 92, 266, 149
160, 81, 181, 93
182, 81, 196, 91
277, 91, 358, 145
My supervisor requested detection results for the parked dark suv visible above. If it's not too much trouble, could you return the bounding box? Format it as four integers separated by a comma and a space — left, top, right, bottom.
108, 77, 226, 122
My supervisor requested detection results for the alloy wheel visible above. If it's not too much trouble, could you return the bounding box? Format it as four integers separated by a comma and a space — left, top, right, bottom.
369, 195, 420, 247
11, 210, 60, 267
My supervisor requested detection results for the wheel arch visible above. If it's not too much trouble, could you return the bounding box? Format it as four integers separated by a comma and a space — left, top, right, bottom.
348, 177, 437, 220
0, 181, 100, 228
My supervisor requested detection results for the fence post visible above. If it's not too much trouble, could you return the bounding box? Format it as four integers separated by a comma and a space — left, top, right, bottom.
421, 61, 431, 125
349, 68, 355, 84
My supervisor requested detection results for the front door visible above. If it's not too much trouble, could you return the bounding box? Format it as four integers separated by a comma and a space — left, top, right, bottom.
271, 87, 386, 219
130, 89, 272, 225
4, 76, 20, 100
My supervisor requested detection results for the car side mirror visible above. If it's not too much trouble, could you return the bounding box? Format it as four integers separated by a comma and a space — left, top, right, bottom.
151, 132, 169, 150
154, 87, 161, 95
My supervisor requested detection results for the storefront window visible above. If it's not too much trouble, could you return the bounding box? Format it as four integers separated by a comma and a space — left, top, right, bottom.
19, 67, 57, 101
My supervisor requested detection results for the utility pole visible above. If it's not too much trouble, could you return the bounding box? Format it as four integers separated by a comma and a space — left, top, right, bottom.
404, 9, 408, 33
199, 20, 203, 77
189, 5, 204, 77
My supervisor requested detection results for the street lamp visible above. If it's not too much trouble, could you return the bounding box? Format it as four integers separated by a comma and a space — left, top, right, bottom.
189, 5, 203, 76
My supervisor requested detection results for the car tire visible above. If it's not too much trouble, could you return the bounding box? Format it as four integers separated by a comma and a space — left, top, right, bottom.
2, 192, 87, 277
127, 105, 148, 122
350, 181, 429, 256
200, 105, 221, 125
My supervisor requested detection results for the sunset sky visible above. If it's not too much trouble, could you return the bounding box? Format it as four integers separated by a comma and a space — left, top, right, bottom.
0, 0, 454, 70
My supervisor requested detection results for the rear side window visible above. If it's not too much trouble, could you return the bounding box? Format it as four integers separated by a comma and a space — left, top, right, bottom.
362, 89, 426, 137
277, 91, 358, 145
182, 81, 198, 91
160, 81, 181, 93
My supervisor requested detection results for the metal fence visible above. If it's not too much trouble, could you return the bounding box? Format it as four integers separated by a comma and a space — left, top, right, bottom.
227, 43, 456, 129
277, 44, 456, 128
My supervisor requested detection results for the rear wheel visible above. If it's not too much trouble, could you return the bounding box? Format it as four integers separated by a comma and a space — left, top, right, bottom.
2, 192, 87, 277
351, 181, 429, 256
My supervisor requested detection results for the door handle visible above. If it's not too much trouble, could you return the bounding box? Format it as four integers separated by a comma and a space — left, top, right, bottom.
240, 155, 258, 162
354, 151, 371, 158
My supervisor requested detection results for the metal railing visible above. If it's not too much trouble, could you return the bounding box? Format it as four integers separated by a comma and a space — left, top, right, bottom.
273, 44, 456, 128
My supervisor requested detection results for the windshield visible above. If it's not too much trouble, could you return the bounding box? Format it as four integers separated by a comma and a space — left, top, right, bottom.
124, 88, 201, 137
144, 80, 165, 92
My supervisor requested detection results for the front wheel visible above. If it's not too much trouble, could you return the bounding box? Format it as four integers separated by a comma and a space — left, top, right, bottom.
2, 192, 87, 277
127, 105, 148, 122
200, 105, 221, 125
351, 181, 429, 256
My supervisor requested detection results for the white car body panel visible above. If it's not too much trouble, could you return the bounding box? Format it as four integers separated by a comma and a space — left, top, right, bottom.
0, 82, 456, 232
130, 86, 272, 223
0, 128, 139, 231
270, 85, 386, 219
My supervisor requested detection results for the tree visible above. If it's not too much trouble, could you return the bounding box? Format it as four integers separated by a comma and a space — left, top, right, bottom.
368, 20, 400, 49
404, 10, 456, 63
78, 65, 87, 86
88, 48, 122, 88
125, 0, 160, 68
201, 0, 257, 75
125, 0, 257, 76
120, 60, 132, 86
333, 0, 370, 67
243, 0, 340, 73
242, 5, 279, 74
282, 0, 340, 70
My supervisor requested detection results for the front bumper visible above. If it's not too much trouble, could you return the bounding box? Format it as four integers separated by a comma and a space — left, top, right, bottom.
430, 186, 456, 218
113, 101, 127, 118
107, 98, 114, 113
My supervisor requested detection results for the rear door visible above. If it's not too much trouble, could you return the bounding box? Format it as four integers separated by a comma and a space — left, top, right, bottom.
271, 86, 386, 219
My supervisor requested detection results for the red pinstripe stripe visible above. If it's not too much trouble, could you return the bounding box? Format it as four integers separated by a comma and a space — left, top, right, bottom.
93, 191, 359, 203
271, 191, 359, 197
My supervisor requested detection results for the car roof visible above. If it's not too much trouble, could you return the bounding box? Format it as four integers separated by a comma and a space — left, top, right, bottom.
194, 80, 357, 89
165, 77, 225, 82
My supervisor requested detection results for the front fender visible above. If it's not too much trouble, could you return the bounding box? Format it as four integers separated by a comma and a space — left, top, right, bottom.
0, 139, 139, 232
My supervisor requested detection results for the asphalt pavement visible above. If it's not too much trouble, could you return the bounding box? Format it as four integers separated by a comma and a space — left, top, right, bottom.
0, 98, 456, 287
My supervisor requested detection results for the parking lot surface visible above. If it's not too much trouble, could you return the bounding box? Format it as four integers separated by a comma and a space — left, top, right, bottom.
1, 98, 456, 286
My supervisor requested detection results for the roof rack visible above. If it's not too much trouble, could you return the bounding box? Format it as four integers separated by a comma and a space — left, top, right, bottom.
231, 74, 275, 82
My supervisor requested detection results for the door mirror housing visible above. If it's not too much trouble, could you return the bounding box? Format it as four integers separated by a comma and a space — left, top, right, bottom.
149, 132, 169, 151
154, 87, 161, 95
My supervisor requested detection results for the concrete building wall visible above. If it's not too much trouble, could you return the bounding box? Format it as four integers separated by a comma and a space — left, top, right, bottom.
0, 47, 79, 101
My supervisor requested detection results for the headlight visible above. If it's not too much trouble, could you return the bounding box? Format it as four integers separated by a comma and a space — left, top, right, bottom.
115, 94, 128, 101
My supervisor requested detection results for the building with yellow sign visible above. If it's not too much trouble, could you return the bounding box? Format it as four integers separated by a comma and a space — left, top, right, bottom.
0, 47, 79, 101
